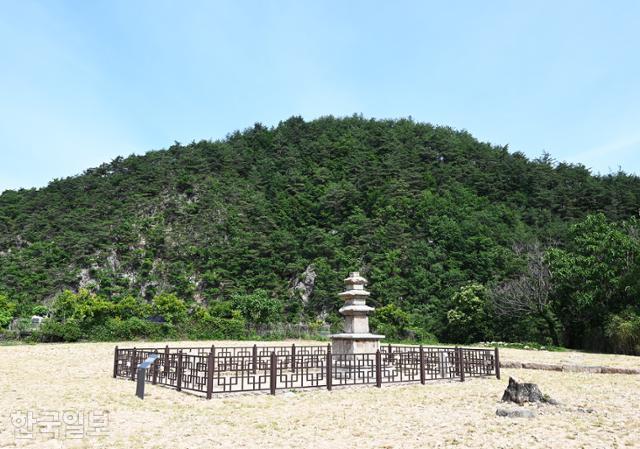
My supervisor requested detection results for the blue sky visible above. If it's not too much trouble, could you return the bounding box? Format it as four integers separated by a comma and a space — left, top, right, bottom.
1, 0, 639, 193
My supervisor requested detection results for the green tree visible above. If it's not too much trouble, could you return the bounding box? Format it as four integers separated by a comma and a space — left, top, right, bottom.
152, 293, 187, 324
231, 290, 282, 325
370, 304, 411, 339
114, 295, 150, 319
547, 214, 640, 350
0, 294, 16, 328
446, 283, 489, 343
50, 289, 115, 330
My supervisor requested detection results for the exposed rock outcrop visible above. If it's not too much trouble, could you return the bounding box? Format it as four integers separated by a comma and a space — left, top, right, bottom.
290, 265, 316, 303
501, 377, 557, 405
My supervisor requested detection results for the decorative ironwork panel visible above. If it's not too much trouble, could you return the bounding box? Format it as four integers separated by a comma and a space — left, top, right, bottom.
331, 353, 376, 386
461, 348, 495, 377
274, 354, 327, 389
157, 352, 180, 388
175, 354, 208, 392
211, 355, 271, 393
423, 347, 457, 380
380, 350, 421, 383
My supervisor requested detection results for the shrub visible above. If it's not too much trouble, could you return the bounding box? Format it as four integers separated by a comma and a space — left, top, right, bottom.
31, 305, 49, 317
50, 289, 115, 329
208, 300, 237, 319
405, 328, 439, 344
0, 294, 16, 328
152, 293, 187, 324
93, 317, 169, 341
114, 295, 150, 319
231, 290, 282, 325
605, 310, 640, 355
184, 308, 246, 340
38, 319, 83, 342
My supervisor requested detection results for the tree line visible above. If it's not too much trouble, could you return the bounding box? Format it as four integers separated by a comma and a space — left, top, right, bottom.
0, 115, 638, 353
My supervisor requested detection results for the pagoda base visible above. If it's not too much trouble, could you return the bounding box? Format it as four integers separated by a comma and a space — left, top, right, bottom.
330, 333, 385, 355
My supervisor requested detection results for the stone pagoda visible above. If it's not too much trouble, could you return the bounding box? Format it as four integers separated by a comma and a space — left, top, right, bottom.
330, 272, 384, 354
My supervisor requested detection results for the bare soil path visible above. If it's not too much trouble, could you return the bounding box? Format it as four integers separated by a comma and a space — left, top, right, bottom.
1, 340, 638, 448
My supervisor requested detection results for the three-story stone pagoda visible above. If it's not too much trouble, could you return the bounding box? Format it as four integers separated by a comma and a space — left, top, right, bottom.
330, 272, 384, 354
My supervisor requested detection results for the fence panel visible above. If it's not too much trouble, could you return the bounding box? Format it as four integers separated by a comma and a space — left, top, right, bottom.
212, 354, 271, 393
460, 348, 495, 378
272, 353, 328, 390
178, 354, 209, 393
331, 353, 377, 387
423, 347, 457, 380
380, 350, 422, 383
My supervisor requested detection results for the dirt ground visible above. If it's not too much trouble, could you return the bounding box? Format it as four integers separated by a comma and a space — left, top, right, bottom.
0, 340, 638, 448
498, 346, 640, 369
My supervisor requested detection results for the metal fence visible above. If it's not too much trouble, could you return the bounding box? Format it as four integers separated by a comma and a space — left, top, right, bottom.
113, 344, 499, 398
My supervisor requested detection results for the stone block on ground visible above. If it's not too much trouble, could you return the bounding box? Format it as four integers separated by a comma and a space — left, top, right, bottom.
521, 362, 562, 371
500, 360, 522, 369
600, 366, 640, 375
562, 364, 602, 373
496, 407, 536, 418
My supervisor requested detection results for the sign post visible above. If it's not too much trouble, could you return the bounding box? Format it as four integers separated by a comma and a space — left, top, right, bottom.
135, 354, 160, 399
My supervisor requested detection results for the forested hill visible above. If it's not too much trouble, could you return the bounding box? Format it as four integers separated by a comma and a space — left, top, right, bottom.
1, 116, 640, 350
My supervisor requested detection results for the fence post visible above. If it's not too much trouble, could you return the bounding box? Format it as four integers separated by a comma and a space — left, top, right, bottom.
388, 343, 393, 362
457, 347, 465, 382
494, 347, 501, 380
206, 351, 214, 399
131, 348, 137, 381
252, 344, 258, 374
152, 358, 158, 385
326, 346, 332, 391
419, 345, 425, 385
376, 350, 382, 388
453, 346, 458, 377
270, 351, 277, 395
176, 351, 183, 392
113, 346, 119, 378
291, 343, 296, 371
164, 345, 170, 378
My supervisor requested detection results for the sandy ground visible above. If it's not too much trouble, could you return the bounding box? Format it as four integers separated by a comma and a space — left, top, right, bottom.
0, 340, 639, 449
